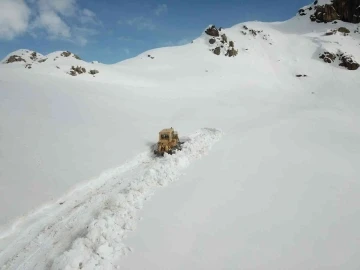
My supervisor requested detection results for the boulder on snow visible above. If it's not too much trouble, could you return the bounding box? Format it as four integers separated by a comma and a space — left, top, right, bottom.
319, 52, 336, 63
89, 69, 99, 75
209, 38, 216, 44
5, 55, 26, 64
338, 27, 350, 35
205, 25, 220, 37
229, 41, 235, 47
213, 47, 221, 55
339, 55, 359, 70
221, 34, 228, 43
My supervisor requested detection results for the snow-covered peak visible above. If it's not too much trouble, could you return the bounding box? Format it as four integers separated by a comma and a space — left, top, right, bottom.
1, 49, 46, 64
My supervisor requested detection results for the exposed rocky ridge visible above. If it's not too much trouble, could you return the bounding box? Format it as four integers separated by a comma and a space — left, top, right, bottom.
299, 0, 360, 23
2, 50, 101, 76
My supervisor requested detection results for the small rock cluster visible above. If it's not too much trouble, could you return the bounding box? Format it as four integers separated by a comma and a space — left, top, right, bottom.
61, 51, 81, 60
205, 25, 238, 57
147, 54, 155, 59
319, 51, 359, 70
69, 66, 100, 76
240, 25, 273, 45
70, 66, 86, 76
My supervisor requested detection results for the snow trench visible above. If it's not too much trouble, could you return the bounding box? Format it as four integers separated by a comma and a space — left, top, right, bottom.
48, 128, 222, 270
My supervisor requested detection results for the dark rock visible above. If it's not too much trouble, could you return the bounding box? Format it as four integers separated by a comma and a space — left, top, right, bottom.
61, 51, 72, 57
30, 52, 37, 61
71, 66, 86, 75
89, 69, 99, 75
338, 27, 350, 34
25, 64, 32, 69
319, 52, 336, 63
241, 31, 247, 35
313, 4, 340, 23
229, 41, 234, 47
298, 8, 306, 16
249, 29, 257, 36
61, 51, 82, 60
38, 58, 47, 63
213, 47, 221, 55
209, 38, 216, 44
243, 25, 248, 30
225, 48, 238, 57
5, 55, 26, 64
314, 0, 318, 5
221, 34, 228, 43
309, 0, 360, 23
339, 55, 359, 70
205, 25, 219, 37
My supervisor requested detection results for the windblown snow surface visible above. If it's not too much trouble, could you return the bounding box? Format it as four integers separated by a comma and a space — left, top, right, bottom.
1, 9, 360, 270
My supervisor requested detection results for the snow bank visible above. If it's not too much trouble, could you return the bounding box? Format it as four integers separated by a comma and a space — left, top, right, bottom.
51, 128, 222, 270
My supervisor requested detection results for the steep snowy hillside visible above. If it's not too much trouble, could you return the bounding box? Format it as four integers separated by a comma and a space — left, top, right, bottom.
1, 2, 360, 269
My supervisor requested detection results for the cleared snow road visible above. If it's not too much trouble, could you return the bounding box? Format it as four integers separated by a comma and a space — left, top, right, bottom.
0, 128, 222, 270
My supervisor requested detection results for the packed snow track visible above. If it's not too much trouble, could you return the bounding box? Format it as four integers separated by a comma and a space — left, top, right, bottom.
0, 128, 222, 270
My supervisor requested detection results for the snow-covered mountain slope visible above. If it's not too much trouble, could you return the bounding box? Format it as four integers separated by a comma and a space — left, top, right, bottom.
1, 6, 360, 270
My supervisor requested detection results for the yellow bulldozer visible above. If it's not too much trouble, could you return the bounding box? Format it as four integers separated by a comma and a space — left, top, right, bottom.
154, 127, 183, 156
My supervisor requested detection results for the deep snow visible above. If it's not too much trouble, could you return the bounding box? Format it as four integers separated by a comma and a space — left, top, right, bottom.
1, 10, 360, 270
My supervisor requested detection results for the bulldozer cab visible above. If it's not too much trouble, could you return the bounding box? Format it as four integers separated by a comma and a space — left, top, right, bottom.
158, 128, 178, 142
154, 127, 182, 156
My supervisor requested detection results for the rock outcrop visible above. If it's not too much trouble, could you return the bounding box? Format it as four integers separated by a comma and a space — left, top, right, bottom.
61, 51, 82, 60
339, 54, 360, 70
5, 55, 26, 64
319, 50, 359, 70
205, 25, 238, 57
205, 25, 220, 37
302, 0, 360, 23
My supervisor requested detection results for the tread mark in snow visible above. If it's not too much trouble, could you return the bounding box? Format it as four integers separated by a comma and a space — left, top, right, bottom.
0, 128, 222, 270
